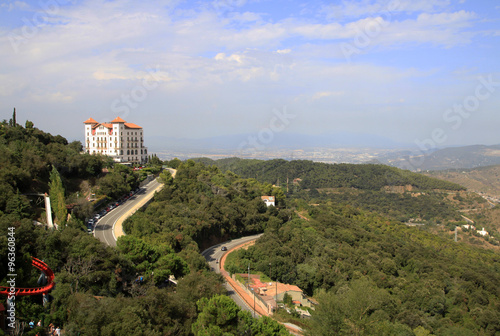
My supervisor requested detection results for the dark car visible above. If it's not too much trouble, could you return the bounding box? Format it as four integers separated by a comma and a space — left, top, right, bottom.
221, 246, 227, 251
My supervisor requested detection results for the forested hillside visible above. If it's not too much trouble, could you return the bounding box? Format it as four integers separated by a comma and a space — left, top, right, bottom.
0, 117, 289, 335
0, 118, 104, 221
225, 202, 500, 335
194, 158, 465, 191
1, 117, 499, 335
123, 160, 289, 251
194, 157, 469, 226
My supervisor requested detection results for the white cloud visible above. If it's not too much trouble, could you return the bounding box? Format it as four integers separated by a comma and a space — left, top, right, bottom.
322, 0, 452, 20
1, 1, 31, 11
312, 91, 345, 100
416, 10, 475, 27
276, 49, 291, 54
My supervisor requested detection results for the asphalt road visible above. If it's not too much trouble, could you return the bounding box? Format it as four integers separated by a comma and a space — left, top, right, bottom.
94, 178, 163, 247
201, 234, 264, 314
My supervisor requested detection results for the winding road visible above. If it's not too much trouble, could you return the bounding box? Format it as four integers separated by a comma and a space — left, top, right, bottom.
201, 234, 264, 314
94, 178, 163, 246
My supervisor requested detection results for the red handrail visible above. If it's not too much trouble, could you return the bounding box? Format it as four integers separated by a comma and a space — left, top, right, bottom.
0, 257, 55, 296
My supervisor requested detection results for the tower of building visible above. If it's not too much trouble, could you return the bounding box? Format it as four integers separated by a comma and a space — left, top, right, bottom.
83, 117, 148, 164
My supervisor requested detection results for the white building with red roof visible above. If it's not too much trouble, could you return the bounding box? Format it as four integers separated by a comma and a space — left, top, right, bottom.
83, 117, 148, 164
261, 196, 275, 207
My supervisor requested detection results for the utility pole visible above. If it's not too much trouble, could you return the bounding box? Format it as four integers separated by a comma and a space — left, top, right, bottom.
253, 289, 256, 317
251, 288, 256, 318
275, 276, 278, 311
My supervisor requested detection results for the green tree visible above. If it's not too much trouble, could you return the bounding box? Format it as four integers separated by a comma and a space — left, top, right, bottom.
168, 158, 182, 169
192, 295, 240, 335
49, 165, 67, 225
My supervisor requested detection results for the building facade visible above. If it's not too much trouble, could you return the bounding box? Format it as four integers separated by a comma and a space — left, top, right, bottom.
261, 196, 275, 207
84, 117, 148, 164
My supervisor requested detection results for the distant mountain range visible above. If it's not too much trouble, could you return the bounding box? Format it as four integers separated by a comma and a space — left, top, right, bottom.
379, 144, 500, 171
147, 133, 500, 171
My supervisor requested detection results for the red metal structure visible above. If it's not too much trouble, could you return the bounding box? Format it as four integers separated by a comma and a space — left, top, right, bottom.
0, 257, 55, 296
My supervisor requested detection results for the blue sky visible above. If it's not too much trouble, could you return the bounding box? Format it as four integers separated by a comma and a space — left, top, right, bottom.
0, 0, 499, 151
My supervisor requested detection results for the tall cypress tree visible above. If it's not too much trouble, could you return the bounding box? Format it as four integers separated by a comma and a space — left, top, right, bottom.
49, 165, 67, 226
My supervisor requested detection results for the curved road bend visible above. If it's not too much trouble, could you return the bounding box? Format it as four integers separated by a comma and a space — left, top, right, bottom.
202, 235, 304, 336
94, 178, 163, 247
201, 234, 264, 314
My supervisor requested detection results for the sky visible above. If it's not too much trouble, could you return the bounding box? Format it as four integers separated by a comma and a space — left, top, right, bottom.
0, 0, 499, 152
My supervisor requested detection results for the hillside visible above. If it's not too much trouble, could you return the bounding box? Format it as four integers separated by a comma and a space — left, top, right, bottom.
384, 144, 500, 171
424, 165, 500, 244
225, 202, 500, 335
194, 157, 465, 191
425, 164, 500, 199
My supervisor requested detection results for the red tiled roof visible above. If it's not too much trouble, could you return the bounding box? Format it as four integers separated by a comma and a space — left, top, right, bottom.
101, 123, 113, 128
111, 117, 126, 123
261, 196, 275, 202
125, 123, 142, 129
84, 117, 98, 124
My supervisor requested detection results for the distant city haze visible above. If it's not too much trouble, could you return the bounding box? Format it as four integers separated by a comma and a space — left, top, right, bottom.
1, 0, 499, 154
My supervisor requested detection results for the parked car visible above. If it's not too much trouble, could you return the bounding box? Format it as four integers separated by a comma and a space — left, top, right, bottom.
221, 246, 227, 251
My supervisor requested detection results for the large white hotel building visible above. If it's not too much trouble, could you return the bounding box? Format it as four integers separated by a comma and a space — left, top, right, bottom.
84, 117, 148, 164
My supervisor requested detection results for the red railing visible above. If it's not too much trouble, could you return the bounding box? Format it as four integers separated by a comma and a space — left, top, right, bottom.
0, 257, 55, 296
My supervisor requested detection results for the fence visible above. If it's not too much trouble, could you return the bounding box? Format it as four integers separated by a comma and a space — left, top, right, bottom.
232, 275, 273, 315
